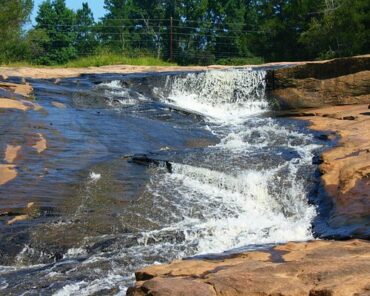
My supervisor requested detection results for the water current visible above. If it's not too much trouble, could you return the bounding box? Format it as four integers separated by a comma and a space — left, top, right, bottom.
0, 69, 326, 295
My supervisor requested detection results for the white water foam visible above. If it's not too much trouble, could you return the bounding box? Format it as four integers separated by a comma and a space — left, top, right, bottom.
162, 69, 268, 123
100, 81, 148, 108
143, 69, 319, 255
89, 171, 101, 182
53, 274, 128, 296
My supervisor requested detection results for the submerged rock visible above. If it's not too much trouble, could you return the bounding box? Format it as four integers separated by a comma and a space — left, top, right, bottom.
130, 154, 172, 173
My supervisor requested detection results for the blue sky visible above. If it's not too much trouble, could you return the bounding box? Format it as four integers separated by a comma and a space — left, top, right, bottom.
31, 0, 107, 24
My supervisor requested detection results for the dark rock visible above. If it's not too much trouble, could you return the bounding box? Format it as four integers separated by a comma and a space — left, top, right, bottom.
342, 116, 357, 120
130, 154, 172, 173
315, 134, 329, 141
312, 155, 324, 165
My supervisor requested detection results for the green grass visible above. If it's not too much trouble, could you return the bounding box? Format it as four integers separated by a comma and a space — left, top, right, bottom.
1, 54, 176, 68
1, 54, 266, 68
63, 53, 176, 67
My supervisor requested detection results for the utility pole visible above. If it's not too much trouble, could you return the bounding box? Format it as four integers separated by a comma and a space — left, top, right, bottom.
170, 17, 173, 62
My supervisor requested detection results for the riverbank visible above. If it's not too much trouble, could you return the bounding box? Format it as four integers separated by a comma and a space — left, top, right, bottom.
0, 56, 352, 80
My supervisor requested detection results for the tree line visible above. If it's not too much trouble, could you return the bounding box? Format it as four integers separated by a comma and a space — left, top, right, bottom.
0, 0, 369, 65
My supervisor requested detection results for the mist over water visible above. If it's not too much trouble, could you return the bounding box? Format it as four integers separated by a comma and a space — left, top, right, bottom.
0, 69, 323, 295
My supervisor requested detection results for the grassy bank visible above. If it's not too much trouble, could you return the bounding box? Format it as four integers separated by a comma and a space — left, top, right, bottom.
1, 54, 176, 68
63, 54, 176, 67
1, 53, 267, 68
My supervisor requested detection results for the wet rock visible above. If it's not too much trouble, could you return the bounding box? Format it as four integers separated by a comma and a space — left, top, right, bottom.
0, 164, 17, 186
51, 101, 66, 109
6, 202, 39, 225
0, 82, 33, 98
130, 154, 172, 173
315, 134, 329, 141
312, 155, 324, 165
128, 240, 370, 296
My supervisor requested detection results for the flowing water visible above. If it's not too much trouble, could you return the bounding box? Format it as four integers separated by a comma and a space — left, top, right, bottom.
0, 69, 326, 295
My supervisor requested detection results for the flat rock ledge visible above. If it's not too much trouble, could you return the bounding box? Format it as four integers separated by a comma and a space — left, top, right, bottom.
267, 55, 370, 109
127, 240, 370, 296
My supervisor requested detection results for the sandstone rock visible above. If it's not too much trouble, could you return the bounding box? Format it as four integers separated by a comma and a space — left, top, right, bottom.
6, 202, 38, 225
4, 144, 21, 163
32, 133, 47, 154
0, 98, 30, 111
0, 82, 33, 98
296, 104, 370, 238
51, 101, 67, 108
128, 240, 370, 296
268, 56, 370, 109
0, 164, 17, 186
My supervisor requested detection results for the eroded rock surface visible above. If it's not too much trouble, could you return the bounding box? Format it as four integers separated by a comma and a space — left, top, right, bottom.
127, 240, 370, 296
298, 104, 370, 238
268, 55, 370, 109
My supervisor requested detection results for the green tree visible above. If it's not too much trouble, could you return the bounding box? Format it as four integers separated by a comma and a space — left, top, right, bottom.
34, 0, 77, 64
100, 0, 172, 57
0, 0, 33, 64
246, 0, 322, 61
75, 3, 97, 56
300, 0, 370, 59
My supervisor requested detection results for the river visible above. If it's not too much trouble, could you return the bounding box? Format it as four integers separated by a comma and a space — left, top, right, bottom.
0, 69, 326, 295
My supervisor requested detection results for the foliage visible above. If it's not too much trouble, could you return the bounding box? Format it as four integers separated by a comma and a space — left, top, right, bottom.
299, 0, 370, 59
216, 57, 264, 66
1, 52, 176, 67
63, 52, 176, 67
0, 0, 369, 66
32, 0, 77, 64
75, 3, 98, 56
0, 0, 33, 64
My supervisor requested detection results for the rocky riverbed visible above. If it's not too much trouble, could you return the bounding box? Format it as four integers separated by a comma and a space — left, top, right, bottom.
0, 56, 369, 295
128, 56, 370, 296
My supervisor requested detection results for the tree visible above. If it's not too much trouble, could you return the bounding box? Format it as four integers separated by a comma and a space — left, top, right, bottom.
75, 3, 97, 56
300, 0, 370, 59
0, 0, 33, 64
245, 0, 322, 62
34, 0, 77, 64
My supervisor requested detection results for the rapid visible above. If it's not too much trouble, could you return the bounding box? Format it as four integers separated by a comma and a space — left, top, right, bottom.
0, 69, 325, 295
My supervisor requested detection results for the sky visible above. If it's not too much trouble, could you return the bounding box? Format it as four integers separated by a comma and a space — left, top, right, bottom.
31, 0, 107, 24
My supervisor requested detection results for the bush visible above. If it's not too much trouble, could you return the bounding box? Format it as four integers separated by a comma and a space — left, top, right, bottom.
216, 57, 264, 66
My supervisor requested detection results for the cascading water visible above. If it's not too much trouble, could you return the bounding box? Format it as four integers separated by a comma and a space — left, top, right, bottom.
0, 69, 323, 295
143, 69, 318, 254
160, 69, 269, 122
